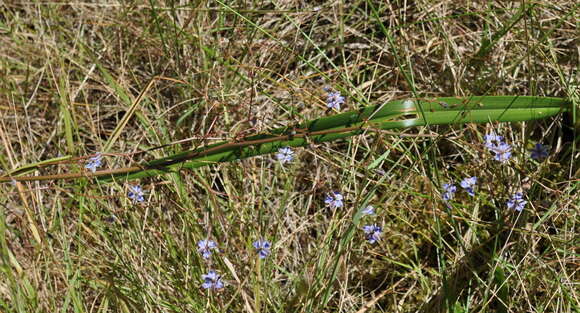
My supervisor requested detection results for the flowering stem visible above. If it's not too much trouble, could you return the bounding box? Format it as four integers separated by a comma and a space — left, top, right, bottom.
254, 257, 262, 313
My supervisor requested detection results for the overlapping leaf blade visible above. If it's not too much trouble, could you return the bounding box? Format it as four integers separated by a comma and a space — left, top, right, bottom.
102, 96, 569, 181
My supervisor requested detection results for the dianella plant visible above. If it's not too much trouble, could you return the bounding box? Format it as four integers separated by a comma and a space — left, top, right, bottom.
0, 95, 573, 183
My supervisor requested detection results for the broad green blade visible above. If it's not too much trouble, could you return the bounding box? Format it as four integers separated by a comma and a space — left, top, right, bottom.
101, 96, 569, 182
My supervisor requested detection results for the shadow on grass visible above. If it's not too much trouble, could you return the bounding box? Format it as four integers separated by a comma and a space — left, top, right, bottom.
419, 224, 510, 313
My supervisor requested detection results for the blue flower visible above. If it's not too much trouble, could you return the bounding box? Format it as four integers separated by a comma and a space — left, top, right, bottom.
197, 239, 218, 259
460, 176, 477, 196
276, 147, 294, 164
507, 192, 527, 212
361, 205, 375, 216
530, 143, 549, 160
484, 133, 512, 163
127, 185, 145, 203
325, 90, 345, 110
201, 270, 224, 290
484, 133, 504, 149
252, 239, 271, 259
325, 191, 344, 209
85, 153, 102, 173
491, 142, 512, 163
362, 224, 382, 244
442, 183, 457, 201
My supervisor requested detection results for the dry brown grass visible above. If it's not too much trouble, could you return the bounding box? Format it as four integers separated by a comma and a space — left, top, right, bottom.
0, 1, 578, 312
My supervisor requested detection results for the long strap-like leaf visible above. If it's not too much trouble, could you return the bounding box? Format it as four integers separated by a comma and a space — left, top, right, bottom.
0, 96, 570, 183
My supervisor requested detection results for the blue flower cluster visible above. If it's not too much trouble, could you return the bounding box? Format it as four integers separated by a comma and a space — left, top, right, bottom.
439, 133, 542, 212
442, 177, 478, 201
196, 236, 272, 290
359, 204, 382, 244
197, 238, 222, 291
484, 133, 512, 163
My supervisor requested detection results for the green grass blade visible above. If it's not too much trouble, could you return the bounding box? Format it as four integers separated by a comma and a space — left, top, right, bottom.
469, 5, 530, 67
98, 64, 145, 153
53, 60, 77, 154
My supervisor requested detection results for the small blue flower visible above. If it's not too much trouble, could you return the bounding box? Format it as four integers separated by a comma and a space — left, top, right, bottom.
325, 90, 345, 110
442, 183, 457, 201
460, 176, 477, 196
197, 239, 218, 259
325, 191, 344, 209
276, 147, 294, 164
484, 133, 512, 163
491, 142, 512, 163
507, 192, 527, 212
252, 239, 271, 259
530, 143, 549, 160
362, 224, 382, 244
361, 205, 375, 216
443, 183, 457, 193
484, 133, 504, 149
85, 153, 102, 173
127, 185, 145, 203
201, 270, 224, 290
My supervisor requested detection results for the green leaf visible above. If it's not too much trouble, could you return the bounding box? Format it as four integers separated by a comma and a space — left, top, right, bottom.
101, 96, 569, 182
